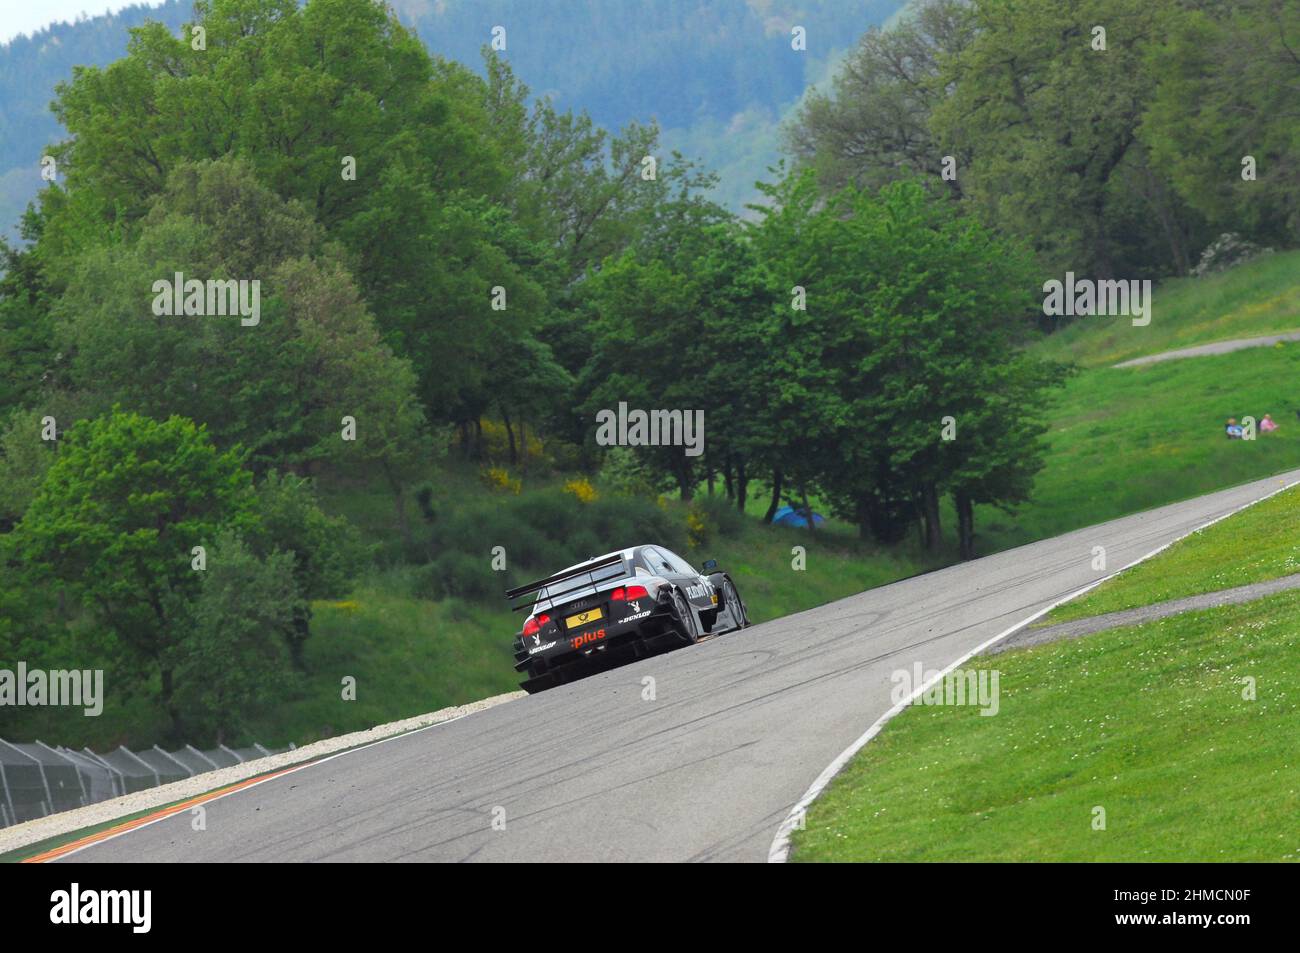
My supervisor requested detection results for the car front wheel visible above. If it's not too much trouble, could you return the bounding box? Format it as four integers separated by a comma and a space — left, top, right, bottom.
669, 588, 700, 645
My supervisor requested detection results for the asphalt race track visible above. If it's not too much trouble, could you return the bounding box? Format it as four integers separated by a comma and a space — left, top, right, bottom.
61, 470, 1300, 862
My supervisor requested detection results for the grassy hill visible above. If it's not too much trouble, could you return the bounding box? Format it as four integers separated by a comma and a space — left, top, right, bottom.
975, 341, 1300, 551
792, 480, 1300, 862
249, 263, 1300, 746
241, 506, 942, 745
971, 250, 1300, 551
1043, 482, 1300, 625
6, 460, 947, 750
792, 590, 1300, 861
1028, 250, 1300, 368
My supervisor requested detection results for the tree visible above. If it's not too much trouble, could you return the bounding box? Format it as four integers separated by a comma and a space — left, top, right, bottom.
749, 170, 1065, 551
576, 167, 732, 499
52, 159, 432, 499
243, 472, 366, 669
578, 254, 705, 498
482, 52, 668, 287
929, 0, 1184, 278
687, 223, 781, 513
43, 0, 526, 428
829, 180, 1061, 551
1141, 0, 1300, 249
946, 356, 1071, 558
785, 0, 976, 195
172, 529, 298, 744
746, 166, 848, 526
11, 410, 257, 732
0, 221, 58, 416
0, 409, 59, 531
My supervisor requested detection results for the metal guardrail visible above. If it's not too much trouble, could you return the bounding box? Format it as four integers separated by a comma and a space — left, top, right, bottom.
0, 738, 289, 828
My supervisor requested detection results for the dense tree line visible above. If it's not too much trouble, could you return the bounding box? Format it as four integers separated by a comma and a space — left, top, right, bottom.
788, 0, 1300, 283
577, 165, 1067, 556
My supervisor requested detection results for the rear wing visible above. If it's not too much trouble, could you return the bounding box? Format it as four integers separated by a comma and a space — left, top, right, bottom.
505, 552, 628, 612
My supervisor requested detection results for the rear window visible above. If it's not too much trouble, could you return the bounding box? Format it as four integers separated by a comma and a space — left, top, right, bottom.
537, 558, 626, 602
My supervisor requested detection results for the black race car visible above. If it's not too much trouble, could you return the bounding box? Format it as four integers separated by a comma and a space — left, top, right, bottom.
507, 545, 750, 693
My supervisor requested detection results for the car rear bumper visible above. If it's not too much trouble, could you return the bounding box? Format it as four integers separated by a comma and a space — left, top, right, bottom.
513, 605, 673, 674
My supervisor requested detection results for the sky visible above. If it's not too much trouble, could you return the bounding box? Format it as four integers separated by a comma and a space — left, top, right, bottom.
0, 0, 167, 45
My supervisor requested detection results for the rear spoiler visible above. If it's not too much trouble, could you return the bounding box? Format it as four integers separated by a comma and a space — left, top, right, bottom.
505, 553, 627, 611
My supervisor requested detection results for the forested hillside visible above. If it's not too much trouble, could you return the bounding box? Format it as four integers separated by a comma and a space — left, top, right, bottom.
0, 0, 907, 235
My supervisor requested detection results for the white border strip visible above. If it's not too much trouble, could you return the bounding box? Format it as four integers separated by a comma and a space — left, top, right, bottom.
767, 477, 1300, 863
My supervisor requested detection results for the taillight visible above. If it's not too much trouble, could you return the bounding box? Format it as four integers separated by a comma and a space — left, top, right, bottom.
522, 613, 551, 637
612, 585, 649, 601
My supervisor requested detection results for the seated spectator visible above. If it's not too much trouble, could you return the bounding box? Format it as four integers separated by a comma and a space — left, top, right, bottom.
1226, 418, 1244, 439
1260, 413, 1279, 433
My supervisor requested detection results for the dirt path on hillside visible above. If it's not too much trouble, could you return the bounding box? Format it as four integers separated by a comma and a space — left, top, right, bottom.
1115, 330, 1300, 367
987, 571, 1300, 654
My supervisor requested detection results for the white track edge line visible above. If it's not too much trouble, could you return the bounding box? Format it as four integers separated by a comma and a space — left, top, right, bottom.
766, 476, 1300, 863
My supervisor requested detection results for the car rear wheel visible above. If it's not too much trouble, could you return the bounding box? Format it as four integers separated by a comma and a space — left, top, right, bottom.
722, 579, 749, 629
521, 665, 559, 694
669, 588, 699, 645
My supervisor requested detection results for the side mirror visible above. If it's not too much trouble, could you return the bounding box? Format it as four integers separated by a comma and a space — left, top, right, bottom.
702, 559, 718, 572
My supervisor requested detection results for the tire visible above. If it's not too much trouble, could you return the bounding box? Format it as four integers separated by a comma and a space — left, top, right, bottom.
521, 666, 559, 694
669, 588, 700, 645
721, 578, 749, 630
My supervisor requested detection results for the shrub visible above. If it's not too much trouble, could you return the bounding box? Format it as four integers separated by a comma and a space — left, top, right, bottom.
481, 466, 522, 495
692, 495, 746, 539
564, 476, 598, 503
419, 551, 500, 601
1192, 233, 1274, 277
424, 485, 688, 602
686, 503, 713, 548
597, 446, 673, 497
478, 418, 546, 467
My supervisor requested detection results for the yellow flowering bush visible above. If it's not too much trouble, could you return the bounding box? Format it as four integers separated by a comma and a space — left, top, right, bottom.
563, 477, 598, 503
482, 466, 522, 494
686, 502, 715, 548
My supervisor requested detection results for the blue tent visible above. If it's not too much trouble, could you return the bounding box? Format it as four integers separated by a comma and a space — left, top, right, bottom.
772, 505, 825, 528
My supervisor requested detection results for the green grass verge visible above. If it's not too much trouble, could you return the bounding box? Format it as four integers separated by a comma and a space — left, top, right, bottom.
791, 590, 1300, 862
1044, 483, 1300, 625
1029, 250, 1300, 369
974, 343, 1300, 551
240, 573, 523, 746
